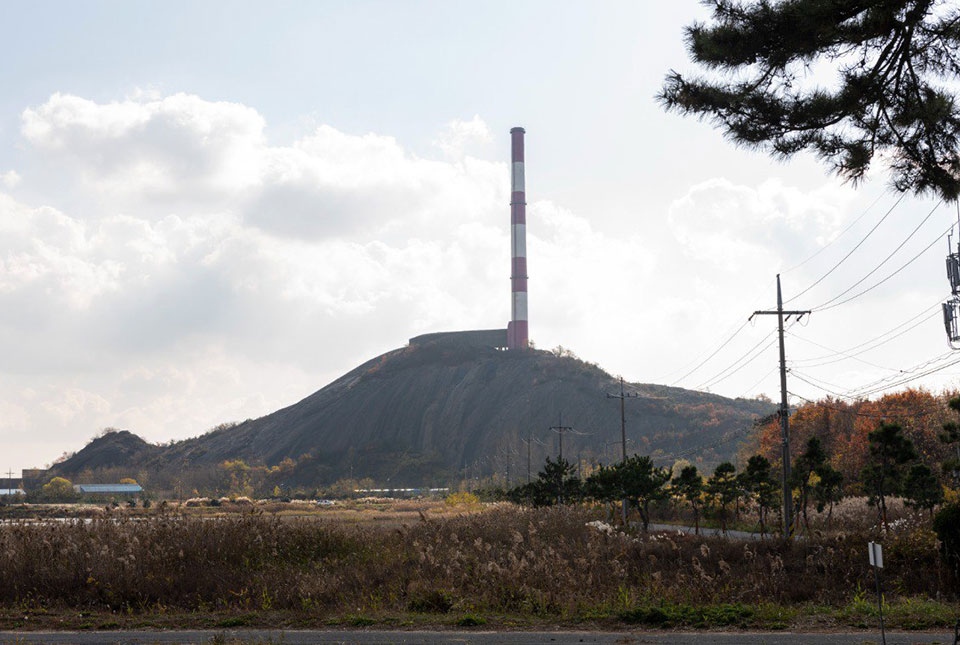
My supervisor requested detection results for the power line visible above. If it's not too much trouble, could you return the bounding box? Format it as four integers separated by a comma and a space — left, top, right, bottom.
782, 192, 890, 274
657, 318, 744, 382
810, 200, 943, 310
789, 302, 941, 367
784, 193, 905, 305
846, 350, 956, 396
662, 196, 896, 387
698, 318, 801, 393
786, 331, 903, 372
855, 354, 960, 398
813, 217, 954, 312
790, 370, 858, 399
699, 334, 780, 390
793, 352, 947, 399
669, 319, 752, 386
661, 424, 757, 462
696, 329, 778, 390
791, 350, 960, 400
737, 366, 778, 399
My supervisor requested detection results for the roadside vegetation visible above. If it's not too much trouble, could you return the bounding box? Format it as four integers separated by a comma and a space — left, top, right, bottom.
502, 401, 958, 542
4, 391, 960, 631
0, 505, 957, 631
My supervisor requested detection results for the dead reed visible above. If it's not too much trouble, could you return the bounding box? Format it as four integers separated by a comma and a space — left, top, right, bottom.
0, 506, 952, 617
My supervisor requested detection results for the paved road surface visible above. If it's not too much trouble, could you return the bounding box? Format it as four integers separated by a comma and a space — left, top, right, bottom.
646, 523, 765, 540
0, 630, 954, 644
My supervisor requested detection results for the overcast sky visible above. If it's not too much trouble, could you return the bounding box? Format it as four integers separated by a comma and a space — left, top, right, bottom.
1, 1, 956, 471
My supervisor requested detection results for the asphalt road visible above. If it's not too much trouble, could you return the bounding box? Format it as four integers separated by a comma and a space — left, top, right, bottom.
645, 523, 764, 540
0, 630, 954, 644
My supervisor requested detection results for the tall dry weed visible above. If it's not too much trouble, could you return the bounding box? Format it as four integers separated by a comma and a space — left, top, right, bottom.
0, 506, 952, 615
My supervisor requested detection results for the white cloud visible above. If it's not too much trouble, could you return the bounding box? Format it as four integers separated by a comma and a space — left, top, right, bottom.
668, 178, 852, 274
1, 171, 20, 188
5, 90, 950, 471
22, 92, 265, 202
433, 115, 492, 158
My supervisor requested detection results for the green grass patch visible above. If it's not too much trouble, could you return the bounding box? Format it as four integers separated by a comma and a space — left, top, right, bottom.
619, 602, 754, 628
347, 614, 376, 627
879, 596, 957, 630
455, 614, 487, 627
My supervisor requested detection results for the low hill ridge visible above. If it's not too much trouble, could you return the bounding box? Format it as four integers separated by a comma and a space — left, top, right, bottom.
53, 340, 773, 485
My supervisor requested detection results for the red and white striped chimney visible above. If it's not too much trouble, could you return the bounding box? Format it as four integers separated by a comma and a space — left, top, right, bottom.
507, 126, 528, 350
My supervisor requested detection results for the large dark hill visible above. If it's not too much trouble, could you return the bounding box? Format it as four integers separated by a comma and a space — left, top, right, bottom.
53, 339, 773, 485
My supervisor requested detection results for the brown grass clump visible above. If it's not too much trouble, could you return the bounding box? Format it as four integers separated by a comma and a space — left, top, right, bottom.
0, 506, 953, 617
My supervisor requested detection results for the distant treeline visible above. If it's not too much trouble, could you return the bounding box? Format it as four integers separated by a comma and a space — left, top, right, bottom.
495, 394, 960, 541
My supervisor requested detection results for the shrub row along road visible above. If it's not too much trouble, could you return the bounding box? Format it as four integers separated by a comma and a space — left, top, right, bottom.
0, 631, 952, 644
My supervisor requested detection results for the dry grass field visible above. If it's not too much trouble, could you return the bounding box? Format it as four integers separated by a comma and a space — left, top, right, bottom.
0, 496, 481, 526
0, 500, 956, 632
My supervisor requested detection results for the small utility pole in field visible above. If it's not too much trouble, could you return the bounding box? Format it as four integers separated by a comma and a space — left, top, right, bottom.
525, 433, 531, 484
607, 376, 639, 525
549, 413, 572, 462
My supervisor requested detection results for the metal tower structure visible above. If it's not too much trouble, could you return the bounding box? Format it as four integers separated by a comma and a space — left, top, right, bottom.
943, 227, 960, 348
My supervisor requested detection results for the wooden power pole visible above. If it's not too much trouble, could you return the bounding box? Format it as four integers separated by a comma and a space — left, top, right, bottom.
607, 376, 639, 525
750, 274, 809, 537
549, 413, 572, 462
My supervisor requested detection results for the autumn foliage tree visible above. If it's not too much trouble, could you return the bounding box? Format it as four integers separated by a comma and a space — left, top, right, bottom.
744, 389, 953, 491
40, 477, 78, 503
941, 396, 960, 487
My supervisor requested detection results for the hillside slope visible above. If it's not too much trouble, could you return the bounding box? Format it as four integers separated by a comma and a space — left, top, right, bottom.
54, 339, 773, 485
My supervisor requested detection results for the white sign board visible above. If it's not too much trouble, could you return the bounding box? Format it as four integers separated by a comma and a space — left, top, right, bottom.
868, 541, 884, 568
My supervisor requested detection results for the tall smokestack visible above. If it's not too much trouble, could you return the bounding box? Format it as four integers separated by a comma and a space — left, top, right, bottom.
507, 126, 528, 350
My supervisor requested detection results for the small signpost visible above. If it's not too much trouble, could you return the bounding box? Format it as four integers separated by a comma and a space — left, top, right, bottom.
868, 541, 886, 645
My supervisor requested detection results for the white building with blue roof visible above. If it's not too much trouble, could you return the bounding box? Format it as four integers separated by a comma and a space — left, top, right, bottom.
73, 483, 143, 495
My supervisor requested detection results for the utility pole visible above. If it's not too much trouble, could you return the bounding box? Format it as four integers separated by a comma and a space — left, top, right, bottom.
607, 377, 639, 462
549, 413, 572, 462
517, 434, 534, 505
750, 274, 810, 537
549, 413, 573, 504
525, 433, 532, 484
505, 445, 511, 487
607, 376, 639, 525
